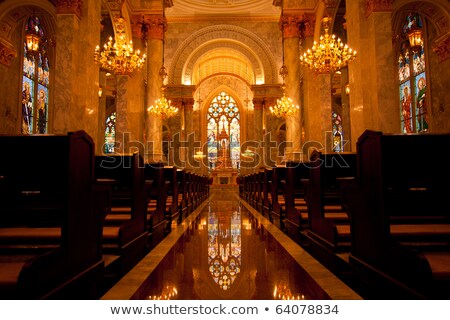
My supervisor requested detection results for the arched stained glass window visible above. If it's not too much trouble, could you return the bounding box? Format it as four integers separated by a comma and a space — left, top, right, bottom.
104, 112, 116, 153
332, 111, 343, 152
207, 91, 240, 169
398, 12, 428, 133
21, 16, 50, 134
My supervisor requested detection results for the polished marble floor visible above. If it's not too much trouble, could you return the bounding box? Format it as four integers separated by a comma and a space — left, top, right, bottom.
102, 190, 360, 300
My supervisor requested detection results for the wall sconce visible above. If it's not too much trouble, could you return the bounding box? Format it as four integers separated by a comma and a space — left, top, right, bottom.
345, 83, 350, 95
98, 86, 103, 98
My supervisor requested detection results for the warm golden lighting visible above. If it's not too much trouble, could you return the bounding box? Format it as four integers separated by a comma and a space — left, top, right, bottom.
273, 281, 305, 300
147, 86, 179, 120
94, 17, 146, 75
194, 150, 206, 160
300, 17, 357, 74
98, 86, 103, 98
148, 283, 178, 300
270, 65, 299, 118
270, 89, 300, 118
148, 65, 179, 119
345, 83, 350, 95
407, 27, 423, 53
25, 32, 40, 55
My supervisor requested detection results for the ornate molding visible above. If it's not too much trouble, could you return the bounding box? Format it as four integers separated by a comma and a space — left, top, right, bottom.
55, 0, 82, 20
432, 34, 450, 63
141, 15, 167, 41
365, 0, 393, 18
0, 39, 17, 67
280, 15, 303, 39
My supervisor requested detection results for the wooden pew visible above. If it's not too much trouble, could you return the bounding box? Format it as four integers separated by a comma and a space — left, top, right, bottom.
305, 151, 357, 253
261, 168, 273, 220
283, 160, 311, 243
345, 130, 450, 299
144, 163, 169, 249
176, 168, 189, 221
270, 166, 288, 231
95, 153, 149, 274
0, 131, 104, 299
164, 166, 180, 229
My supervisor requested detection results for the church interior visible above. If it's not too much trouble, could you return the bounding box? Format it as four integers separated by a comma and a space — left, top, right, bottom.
0, 0, 450, 300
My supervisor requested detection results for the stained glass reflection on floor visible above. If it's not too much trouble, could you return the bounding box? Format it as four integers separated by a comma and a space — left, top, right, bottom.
131, 193, 331, 300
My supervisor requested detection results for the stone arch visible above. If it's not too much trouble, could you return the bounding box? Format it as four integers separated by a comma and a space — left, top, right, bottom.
169, 24, 278, 85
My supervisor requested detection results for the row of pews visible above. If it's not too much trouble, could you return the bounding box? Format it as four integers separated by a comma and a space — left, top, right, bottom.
0, 131, 209, 299
239, 129, 450, 299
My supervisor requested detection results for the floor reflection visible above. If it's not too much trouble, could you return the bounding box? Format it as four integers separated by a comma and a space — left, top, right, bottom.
131, 194, 330, 300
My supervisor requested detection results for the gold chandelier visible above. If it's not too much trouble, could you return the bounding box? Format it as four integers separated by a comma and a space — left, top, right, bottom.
147, 66, 179, 119
270, 65, 299, 118
94, 17, 146, 75
300, 17, 357, 74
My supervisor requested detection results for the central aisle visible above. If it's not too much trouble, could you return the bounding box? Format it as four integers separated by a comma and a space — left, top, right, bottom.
102, 189, 360, 300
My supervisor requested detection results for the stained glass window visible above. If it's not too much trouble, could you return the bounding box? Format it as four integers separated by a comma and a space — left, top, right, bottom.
332, 111, 344, 152
398, 12, 428, 133
207, 91, 240, 169
104, 112, 116, 153
21, 16, 49, 134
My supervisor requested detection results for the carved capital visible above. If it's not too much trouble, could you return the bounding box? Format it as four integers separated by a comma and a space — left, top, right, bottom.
432, 34, 450, 63
252, 97, 265, 110
365, 0, 393, 18
142, 15, 167, 40
0, 40, 17, 67
302, 13, 316, 37
55, 0, 82, 20
280, 15, 303, 39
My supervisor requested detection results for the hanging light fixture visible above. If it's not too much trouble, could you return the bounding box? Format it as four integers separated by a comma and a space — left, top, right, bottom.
300, 16, 357, 74
270, 3, 299, 118
407, 27, 423, 53
94, 16, 146, 75
25, 16, 43, 57
147, 2, 179, 120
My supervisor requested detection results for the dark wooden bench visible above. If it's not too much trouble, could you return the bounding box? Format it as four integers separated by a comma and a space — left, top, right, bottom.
270, 166, 288, 231
305, 151, 357, 253
176, 168, 189, 221
283, 160, 311, 243
95, 153, 149, 274
344, 130, 450, 299
164, 166, 180, 229
0, 131, 104, 299
144, 163, 169, 249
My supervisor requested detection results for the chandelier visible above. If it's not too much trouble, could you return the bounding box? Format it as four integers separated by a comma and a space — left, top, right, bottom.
270, 66, 299, 118
300, 16, 357, 74
94, 17, 146, 75
147, 67, 179, 119
25, 16, 44, 57
147, 3, 178, 120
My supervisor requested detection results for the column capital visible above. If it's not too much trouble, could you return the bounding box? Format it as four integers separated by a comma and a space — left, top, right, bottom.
141, 14, 167, 41
302, 13, 316, 37
0, 39, 17, 67
55, 0, 82, 19
365, 0, 393, 18
280, 15, 303, 39
432, 33, 450, 63
252, 97, 265, 110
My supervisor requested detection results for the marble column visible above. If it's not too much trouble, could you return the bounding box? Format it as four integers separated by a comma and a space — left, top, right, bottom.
53, 1, 81, 135
184, 100, 194, 169
143, 15, 166, 163
252, 97, 264, 168
114, 75, 132, 153
97, 71, 107, 154
301, 22, 333, 153
281, 15, 302, 161
346, 0, 398, 150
